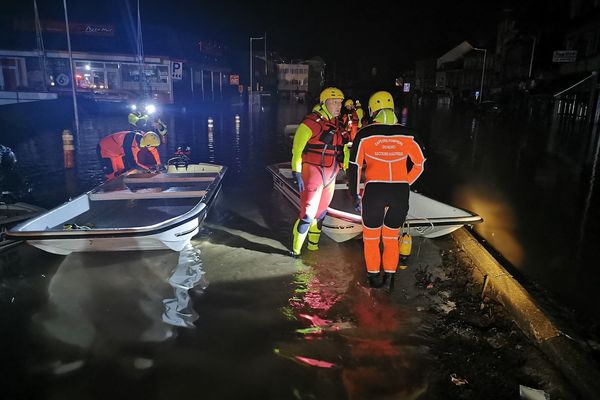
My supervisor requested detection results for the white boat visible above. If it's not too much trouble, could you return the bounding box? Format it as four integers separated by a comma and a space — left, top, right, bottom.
1, 201, 46, 251
267, 162, 482, 242
7, 163, 226, 255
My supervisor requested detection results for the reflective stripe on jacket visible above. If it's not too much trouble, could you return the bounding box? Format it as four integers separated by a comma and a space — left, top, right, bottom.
99, 131, 160, 170
348, 122, 425, 196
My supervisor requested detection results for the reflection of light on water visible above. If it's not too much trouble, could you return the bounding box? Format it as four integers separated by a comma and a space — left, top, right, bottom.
577, 129, 600, 259
163, 243, 207, 328
207, 117, 215, 163
454, 185, 524, 267
233, 114, 241, 173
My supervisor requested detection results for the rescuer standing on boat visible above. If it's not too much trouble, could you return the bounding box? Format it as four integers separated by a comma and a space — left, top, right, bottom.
348, 91, 426, 292
97, 131, 162, 180
290, 87, 346, 257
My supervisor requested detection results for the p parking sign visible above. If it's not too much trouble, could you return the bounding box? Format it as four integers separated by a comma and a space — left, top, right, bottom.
171, 61, 182, 80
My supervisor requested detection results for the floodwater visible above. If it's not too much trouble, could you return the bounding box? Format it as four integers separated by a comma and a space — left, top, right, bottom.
0, 97, 597, 398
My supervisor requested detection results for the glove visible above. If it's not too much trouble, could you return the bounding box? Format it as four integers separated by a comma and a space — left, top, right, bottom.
352, 194, 362, 213
292, 171, 304, 192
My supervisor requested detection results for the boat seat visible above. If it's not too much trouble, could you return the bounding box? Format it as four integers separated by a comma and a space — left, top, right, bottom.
90, 188, 208, 201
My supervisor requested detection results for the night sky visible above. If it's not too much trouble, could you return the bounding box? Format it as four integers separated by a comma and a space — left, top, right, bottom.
3, 0, 559, 73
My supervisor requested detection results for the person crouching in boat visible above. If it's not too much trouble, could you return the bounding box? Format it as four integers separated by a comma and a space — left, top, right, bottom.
347, 91, 426, 292
290, 87, 346, 257
97, 131, 162, 180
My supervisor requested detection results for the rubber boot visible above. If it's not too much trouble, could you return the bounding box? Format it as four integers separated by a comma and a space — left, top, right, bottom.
307, 220, 321, 251
291, 219, 309, 257
367, 272, 382, 288
382, 272, 395, 293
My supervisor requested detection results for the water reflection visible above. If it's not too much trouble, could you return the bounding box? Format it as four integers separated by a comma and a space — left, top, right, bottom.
276, 246, 429, 399
163, 243, 207, 327
31, 244, 206, 364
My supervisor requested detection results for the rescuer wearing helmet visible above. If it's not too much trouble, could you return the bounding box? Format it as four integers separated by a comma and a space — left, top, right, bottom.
290, 86, 346, 257
97, 130, 162, 180
129, 109, 168, 143
355, 100, 366, 127
341, 99, 360, 142
347, 91, 426, 292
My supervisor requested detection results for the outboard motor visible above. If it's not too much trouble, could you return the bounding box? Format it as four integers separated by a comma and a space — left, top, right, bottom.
167, 145, 192, 169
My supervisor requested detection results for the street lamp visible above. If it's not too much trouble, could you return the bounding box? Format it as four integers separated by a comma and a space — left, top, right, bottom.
249, 35, 267, 93
472, 47, 487, 103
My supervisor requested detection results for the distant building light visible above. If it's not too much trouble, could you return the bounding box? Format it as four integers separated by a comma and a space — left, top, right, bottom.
85, 65, 91, 71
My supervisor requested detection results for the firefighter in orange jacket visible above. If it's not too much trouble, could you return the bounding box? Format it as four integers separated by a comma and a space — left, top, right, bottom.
290, 87, 345, 257
97, 131, 161, 179
348, 91, 426, 292
341, 99, 360, 142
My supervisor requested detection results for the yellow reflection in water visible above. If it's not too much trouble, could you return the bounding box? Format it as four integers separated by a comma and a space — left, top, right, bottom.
454, 184, 524, 267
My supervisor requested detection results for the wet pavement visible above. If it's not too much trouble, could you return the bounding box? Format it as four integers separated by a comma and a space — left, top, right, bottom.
0, 182, 578, 399
0, 98, 598, 398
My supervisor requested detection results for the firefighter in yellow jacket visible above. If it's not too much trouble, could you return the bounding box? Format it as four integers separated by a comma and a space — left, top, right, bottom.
290, 87, 345, 257
348, 91, 426, 292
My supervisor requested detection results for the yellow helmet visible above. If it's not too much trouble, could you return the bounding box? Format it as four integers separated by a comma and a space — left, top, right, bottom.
344, 99, 354, 107
140, 131, 161, 148
319, 87, 344, 103
368, 91, 394, 116
128, 111, 149, 128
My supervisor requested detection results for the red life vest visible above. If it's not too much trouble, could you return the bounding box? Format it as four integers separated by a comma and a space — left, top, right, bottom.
341, 109, 359, 141
301, 112, 345, 168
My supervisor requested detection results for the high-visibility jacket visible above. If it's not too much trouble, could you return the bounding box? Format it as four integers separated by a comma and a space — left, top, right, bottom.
348, 119, 425, 196
341, 109, 359, 142
98, 131, 160, 170
356, 107, 365, 128
291, 105, 345, 171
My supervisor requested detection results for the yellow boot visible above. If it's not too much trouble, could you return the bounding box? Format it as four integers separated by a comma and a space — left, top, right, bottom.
291, 219, 309, 257
307, 220, 322, 251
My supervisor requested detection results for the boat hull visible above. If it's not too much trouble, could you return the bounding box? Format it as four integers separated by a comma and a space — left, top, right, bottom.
267, 162, 482, 242
26, 217, 201, 255
8, 163, 225, 254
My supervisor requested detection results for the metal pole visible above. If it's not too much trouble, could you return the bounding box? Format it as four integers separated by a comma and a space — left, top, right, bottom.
264, 32, 267, 76
249, 37, 253, 94
34, 0, 48, 91
473, 48, 487, 104
554, 72, 597, 98
63, 0, 79, 135
528, 36, 536, 79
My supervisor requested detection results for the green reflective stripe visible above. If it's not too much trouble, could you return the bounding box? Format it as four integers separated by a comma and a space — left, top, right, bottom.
373, 109, 398, 124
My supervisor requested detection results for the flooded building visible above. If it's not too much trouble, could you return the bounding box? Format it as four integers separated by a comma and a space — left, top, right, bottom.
276, 63, 309, 102
0, 15, 237, 105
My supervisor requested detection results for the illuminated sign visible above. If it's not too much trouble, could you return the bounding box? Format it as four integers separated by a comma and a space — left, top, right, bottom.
15, 20, 115, 36
552, 50, 577, 63
229, 74, 240, 85
403, 83, 411, 92
171, 62, 182, 80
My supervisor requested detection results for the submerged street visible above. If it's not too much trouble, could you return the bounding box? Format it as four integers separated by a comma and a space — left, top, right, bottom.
0, 98, 597, 398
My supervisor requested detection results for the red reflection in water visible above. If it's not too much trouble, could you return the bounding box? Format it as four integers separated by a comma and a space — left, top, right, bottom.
298, 313, 331, 327
294, 355, 336, 369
